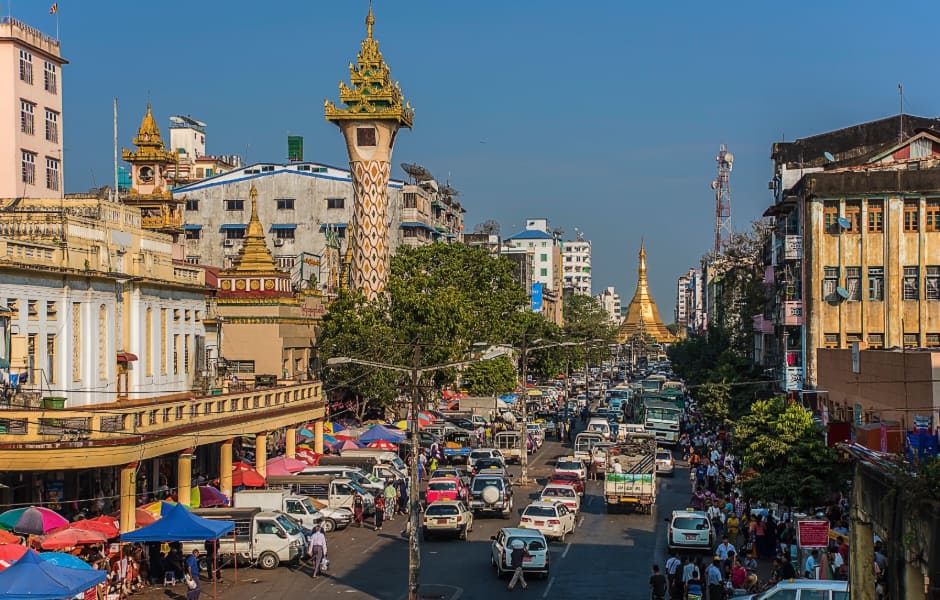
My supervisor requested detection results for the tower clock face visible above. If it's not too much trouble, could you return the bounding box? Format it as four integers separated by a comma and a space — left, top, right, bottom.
140, 166, 154, 182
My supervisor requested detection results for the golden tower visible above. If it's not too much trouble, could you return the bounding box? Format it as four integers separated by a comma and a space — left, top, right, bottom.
325, 4, 413, 300
616, 241, 677, 344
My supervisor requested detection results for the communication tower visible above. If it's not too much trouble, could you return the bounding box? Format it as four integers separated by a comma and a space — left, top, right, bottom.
710, 144, 734, 253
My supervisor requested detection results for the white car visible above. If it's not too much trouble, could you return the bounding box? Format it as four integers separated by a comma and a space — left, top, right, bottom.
742, 580, 848, 600
518, 501, 576, 542
422, 500, 474, 540
490, 528, 550, 579
539, 484, 581, 513
655, 449, 675, 475
666, 510, 715, 551
468, 448, 505, 470
553, 456, 586, 481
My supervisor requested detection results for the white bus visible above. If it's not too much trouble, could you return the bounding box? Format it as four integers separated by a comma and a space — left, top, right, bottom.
641, 399, 681, 445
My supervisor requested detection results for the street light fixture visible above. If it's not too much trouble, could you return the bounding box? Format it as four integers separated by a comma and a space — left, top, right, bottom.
325, 345, 510, 600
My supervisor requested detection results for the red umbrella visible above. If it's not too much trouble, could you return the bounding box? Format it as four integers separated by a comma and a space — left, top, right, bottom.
367, 439, 398, 450
232, 461, 254, 471
232, 468, 266, 488
40, 527, 108, 550
69, 518, 119, 538
0, 543, 27, 571
135, 508, 158, 527
0, 530, 19, 544
332, 434, 357, 442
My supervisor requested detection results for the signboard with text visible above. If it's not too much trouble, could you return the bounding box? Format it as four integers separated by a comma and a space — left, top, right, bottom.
530, 282, 543, 312
797, 520, 829, 548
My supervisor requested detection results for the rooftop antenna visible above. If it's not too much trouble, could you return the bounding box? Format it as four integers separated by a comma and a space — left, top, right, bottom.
898, 83, 904, 144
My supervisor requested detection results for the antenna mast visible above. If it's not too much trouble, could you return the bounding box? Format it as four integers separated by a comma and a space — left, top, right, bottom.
711, 144, 734, 253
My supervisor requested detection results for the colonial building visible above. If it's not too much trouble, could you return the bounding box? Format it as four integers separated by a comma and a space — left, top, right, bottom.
762, 115, 940, 389
616, 242, 676, 345
0, 17, 67, 198
562, 237, 592, 296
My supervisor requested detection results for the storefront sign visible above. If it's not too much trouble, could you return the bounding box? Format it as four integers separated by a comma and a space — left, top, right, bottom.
784, 235, 802, 260
797, 520, 829, 548
300, 299, 325, 318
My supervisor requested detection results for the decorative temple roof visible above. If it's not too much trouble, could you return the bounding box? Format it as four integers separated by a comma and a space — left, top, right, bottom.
122, 103, 177, 166
217, 185, 293, 298
616, 241, 677, 344
324, 4, 413, 127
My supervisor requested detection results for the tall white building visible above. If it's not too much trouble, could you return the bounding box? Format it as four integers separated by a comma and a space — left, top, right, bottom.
504, 218, 563, 326
595, 286, 622, 325
562, 237, 592, 295
676, 268, 705, 336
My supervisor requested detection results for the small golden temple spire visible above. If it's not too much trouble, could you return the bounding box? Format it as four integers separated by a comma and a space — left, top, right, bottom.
366, 1, 375, 39
227, 184, 280, 274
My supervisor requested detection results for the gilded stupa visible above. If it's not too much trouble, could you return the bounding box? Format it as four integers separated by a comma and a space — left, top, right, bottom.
616, 242, 677, 344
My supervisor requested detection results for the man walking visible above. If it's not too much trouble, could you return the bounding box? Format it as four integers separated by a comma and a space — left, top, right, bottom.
184, 549, 201, 600
506, 540, 530, 592
664, 551, 681, 595
649, 564, 668, 600
706, 555, 724, 600
307, 524, 328, 578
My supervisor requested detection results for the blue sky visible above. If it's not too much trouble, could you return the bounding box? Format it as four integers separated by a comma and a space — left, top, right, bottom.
12, 0, 940, 318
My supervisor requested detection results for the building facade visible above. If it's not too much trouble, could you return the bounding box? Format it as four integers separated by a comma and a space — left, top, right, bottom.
595, 286, 622, 325
761, 115, 940, 389
504, 218, 564, 326
0, 17, 67, 199
165, 114, 241, 187
399, 173, 465, 247
562, 238, 592, 296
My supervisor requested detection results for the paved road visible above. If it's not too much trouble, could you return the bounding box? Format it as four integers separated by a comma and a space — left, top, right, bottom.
173, 434, 692, 600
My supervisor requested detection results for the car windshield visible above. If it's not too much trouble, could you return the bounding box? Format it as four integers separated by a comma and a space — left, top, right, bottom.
552, 473, 577, 481
508, 537, 546, 552
673, 517, 709, 530
656, 451, 672, 460
428, 481, 456, 491
478, 460, 501, 469
300, 498, 317, 514
470, 451, 491, 460
523, 506, 557, 518
543, 487, 574, 498
425, 504, 459, 516
556, 461, 582, 471
347, 481, 369, 496
276, 515, 302, 535
472, 478, 502, 491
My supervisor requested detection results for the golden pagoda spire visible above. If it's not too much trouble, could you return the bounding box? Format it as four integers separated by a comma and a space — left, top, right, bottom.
616, 241, 676, 344
228, 184, 281, 274
366, 0, 375, 39
134, 103, 164, 148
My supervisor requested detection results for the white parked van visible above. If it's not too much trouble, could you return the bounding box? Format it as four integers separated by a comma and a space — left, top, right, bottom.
587, 417, 611, 440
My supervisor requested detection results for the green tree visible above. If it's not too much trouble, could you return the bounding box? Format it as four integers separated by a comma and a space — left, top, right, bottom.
733, 397, 839, 507
461, 355, 517, 396
696, 382, 731, 425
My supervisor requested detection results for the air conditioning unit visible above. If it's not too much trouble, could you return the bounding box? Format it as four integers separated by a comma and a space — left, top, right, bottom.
274, 239, 284, 247
223, 239, 235, 247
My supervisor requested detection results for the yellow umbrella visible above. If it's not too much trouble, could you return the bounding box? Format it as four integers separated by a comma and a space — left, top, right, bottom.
393, 420, 409, 430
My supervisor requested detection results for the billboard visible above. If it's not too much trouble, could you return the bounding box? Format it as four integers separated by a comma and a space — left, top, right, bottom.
530, 282, 543, 312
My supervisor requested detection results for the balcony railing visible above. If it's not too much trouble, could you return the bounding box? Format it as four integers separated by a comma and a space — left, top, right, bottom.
0, 381, 322, 444
141, 212, 184, 231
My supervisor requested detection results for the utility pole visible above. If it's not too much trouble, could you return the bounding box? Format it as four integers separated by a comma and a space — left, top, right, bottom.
408, 344, 421, 600
519, 335, 530, 484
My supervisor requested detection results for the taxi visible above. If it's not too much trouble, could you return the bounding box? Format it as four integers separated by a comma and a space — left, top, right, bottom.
665, 509, 714, 551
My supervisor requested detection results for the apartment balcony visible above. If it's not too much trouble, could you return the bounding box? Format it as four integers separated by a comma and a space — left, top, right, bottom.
0, 381, 324, 471
141, 211, 184, 232
401, 207, 430, 224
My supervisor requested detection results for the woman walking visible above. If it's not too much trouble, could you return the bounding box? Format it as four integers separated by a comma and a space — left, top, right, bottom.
352, 491, 365, 527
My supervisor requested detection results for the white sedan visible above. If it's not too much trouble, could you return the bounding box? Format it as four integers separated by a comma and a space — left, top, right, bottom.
539, 483, 581, 513
518, 501, 576, 542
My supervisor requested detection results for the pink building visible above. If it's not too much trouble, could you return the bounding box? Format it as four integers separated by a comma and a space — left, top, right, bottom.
0, 17, 67, 198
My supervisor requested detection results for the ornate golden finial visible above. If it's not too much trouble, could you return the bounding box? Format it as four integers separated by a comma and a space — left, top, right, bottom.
227, 184, 281, 274
366, 1, 375, 39
134, 102, 164, 148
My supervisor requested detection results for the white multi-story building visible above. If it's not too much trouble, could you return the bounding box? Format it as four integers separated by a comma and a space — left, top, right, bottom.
0, 17, 67, 199
504, 218, 563, 326
595, 286, 622, 325
562, 238, 592, 295
676, 268, 705, 336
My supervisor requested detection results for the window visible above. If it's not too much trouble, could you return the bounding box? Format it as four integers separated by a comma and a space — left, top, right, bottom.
327, 197, 345, 209
868, 267, 884, 301
173, 309, 181, 322
46, 301, 58, 320
844, 201, 861, 233
823, 333, 839, 348
926, 333, 940, 348
356, 127, 376, 146
185, 198, 199, 211
868, 333, 884, 349
823, 266, 839, 301
20, 100, 34, 135
540, 268, 548, 277
21, 151, 36, 185
27, 300, 38, 319
98, 305, 108, 381
904, 200, 920, 232
160, 309, 167, 375
145, 307, 153, 376
927, 199, 940, 232
274, 228, 295, 240
44, 61, 57, 93
845, 267, 862, 302
823, 201, 839, 233
904, 333, 919, 348
45, 157, 59, 191
44, 333, 57, 384
19, 49, 32, 84
185, 256, 200, 265
868, 200, 884, 233
173, 334, 179, 375
903, 266, 919, 300
846, 332, 863, 344
27, 334, 36, 381
184, 334, 191, 374
927, 266, 939, 301
540, 253, 548, 262
185, 229, 201, 240
225, 199, 244, 211
276, 198, 295, 210
45, 109, 58, 142
225, 228, 245, 240
72, 303, 81, 381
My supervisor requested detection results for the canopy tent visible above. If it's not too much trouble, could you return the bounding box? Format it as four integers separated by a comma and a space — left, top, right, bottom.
331, 439, 363, 452
266, 455, 306, 475
121, 503, 234, 542
0, 549, 107, 600
359, 425, 405, 443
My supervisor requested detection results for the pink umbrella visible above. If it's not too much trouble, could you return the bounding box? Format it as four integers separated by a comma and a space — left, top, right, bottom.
40, 527, 108, 550
69, 518, 119, 538
367, 439, 398, 450
267, 456, 306, 474
0, 506, 69, 535
332, 439, 363, 452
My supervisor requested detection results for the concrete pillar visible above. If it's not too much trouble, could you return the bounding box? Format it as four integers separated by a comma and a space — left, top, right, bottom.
178, 451, 192, 507
849, 500, 876, 600
119, 463, 137, 534
255, 433, 267, 478
904, 562, 926, 600
314, 420, 325, 455
285, 427, 296, 459
219, 439, 233, 500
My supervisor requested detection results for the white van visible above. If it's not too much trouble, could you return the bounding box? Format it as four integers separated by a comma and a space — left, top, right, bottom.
338, 449, 407, 473
587, 417, 611, 440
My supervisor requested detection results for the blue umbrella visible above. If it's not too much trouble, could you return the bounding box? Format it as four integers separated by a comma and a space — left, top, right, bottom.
38, 552, 93, 570
298, 428, 314, 438
0, 549, 106, 600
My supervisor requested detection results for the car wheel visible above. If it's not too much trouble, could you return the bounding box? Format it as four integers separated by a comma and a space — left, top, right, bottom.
458, 526, 467, 540
559, 529, 566, 543
258, 551, 279, 570
321, 519, 336, 533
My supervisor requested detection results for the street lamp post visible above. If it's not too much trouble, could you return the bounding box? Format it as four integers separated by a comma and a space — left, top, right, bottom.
326, 346, 508, 600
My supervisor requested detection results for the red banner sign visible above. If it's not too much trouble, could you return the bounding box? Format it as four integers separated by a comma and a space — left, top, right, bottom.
797, 520, 829, 548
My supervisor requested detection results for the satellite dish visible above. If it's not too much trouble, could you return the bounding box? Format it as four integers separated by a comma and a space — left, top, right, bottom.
169, 116, 185, 125
836, 287, 851, 300
837, 217, 852, 229
824, 151, 836, 163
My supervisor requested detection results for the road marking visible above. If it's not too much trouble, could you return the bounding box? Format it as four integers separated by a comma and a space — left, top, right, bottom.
561, 543, 571, 559
541, 576, 555, 599
577, 516, 584, 527
362, 537, 384, 555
